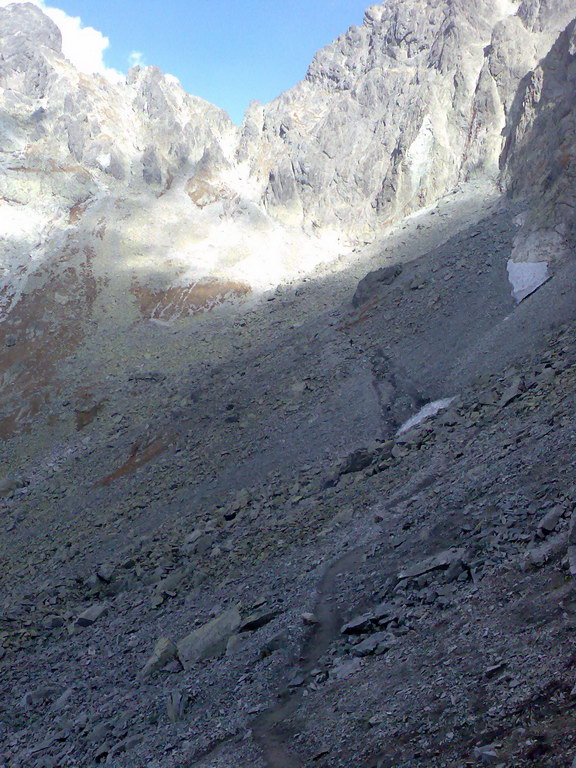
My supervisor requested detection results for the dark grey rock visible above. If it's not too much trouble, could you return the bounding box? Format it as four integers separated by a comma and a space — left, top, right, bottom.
260, 630, 289, 659
22, 686, 61, 708
75, 603, 109, 627
352, 632, 395, 657
166, 690, 188, 723
239, 609, 279, 632
341, 612, 374, 635
352, 265, 403, 308
398, 549, 467, 580
538, 506, 564, 535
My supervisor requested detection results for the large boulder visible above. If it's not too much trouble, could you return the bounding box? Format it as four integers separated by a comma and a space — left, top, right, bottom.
177, 606, 241, 669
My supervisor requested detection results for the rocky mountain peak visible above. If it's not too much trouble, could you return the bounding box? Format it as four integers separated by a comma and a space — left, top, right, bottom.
0, 2, 62, 52
0, 2, 63, 98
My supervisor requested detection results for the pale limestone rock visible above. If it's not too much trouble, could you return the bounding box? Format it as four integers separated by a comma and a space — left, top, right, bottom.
242, 0, 575, 248
141, 637, 178, 677
177, 606, 241, 668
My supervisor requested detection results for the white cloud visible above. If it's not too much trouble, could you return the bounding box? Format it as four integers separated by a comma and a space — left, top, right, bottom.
0, 0, 124, 82
128, 50, 145, 68
44, 5, 123, 81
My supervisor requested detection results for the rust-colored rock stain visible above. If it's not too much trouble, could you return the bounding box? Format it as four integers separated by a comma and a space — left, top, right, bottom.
0, 246, 99, 438
97, 436, 169, 487
131, 278, 251, 322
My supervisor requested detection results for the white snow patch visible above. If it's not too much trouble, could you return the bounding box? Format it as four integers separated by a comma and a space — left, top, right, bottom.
397, 397, 455, 435
506, 260, 549, 302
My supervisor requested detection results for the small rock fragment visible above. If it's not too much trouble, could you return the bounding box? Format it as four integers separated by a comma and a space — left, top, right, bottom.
473, 743, 501, 764
107, 734, 143, 759
288, 673, 306, 688
260, 630, 288, 658
330, 657, 362, 681
0, 475, 26, 498
226, 634, 246, 656
484, 662, 506, 679
538, 506, 564, 536
341, 612, 374, 635
166, 690, 188, 723
498, 377, 523, 408
312, 745, 331, 760
96, 563, 115, 583
568, 546, 576, 579
75, 603, 109, 627
43, 615, 65, 629
239, 610, 279, 632
444, 558, 467, 583
151, 567, 190, 607
352, 264, 403, 307
373, 602, 396, 624
398, 548, 466, 580
352, 632, 395, 657
51, 687, 74, 712
22, 686, 61, 708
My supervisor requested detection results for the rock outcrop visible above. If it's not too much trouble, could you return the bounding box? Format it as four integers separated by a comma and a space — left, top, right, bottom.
243, 0, 575, 244
502, 16, 576, 264
2, 0, 574, 250
0, 3, 233, 186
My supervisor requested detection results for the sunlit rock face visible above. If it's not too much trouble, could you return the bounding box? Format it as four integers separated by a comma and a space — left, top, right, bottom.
0, 3, 257, 436
244, 0, 509, 237
0, 2, 239, 318
243, 0, 575, 244
0, 3, 234, 182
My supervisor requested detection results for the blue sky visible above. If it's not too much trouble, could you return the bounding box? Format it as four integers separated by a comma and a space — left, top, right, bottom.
45, 0, 371, 123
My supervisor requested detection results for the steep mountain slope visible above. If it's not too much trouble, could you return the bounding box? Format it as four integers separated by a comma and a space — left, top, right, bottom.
0, 192, 575, 768
1, 0, 574, 442
0, 1, 575, 767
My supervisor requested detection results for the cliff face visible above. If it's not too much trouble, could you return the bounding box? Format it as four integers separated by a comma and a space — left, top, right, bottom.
1, 0, 574, 255
0, 0, 574, 246
243, 0, 575, 244
501, 16, 576, 263
0, 2, 238, 317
